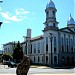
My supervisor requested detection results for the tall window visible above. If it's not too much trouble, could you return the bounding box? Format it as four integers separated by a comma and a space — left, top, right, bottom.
34, 43, 36, 53
54, 37, 56, 53
71, 39, 73, 52
53, 23, 55, 27
61, 37, 64, 52
38, 43, 40, 53
52, 11, 55, 16
25, 43, 27, 54
46, 56, 48, 64
38, 57, 40, 62
62, 56, 65, 63
34, 57, 35, 62
31, 44, 32, 54
67, 56, 69, 62
46, 37, 48, 53
46, 11, 49, 17
66, 38, 68, 52
54, 56, 57, 64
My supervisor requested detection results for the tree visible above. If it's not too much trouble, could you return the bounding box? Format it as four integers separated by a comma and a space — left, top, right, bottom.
2, 53, 13, 61
13, 41, 23, 63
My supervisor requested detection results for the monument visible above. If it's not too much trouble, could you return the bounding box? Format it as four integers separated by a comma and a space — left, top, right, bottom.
16, 55, 30, 75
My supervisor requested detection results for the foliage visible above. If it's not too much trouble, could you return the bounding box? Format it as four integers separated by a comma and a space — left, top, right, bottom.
2, 53, 13, 61
13, 41, 23, 63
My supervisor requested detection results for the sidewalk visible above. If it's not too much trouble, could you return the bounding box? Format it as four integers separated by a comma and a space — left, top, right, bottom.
0, 73, 74, 75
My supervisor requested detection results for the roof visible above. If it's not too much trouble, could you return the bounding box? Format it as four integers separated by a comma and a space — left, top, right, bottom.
67, 14, 75, 25
46, 0, 56, 9
3, 42, 14, 46
30, 35, 43, 42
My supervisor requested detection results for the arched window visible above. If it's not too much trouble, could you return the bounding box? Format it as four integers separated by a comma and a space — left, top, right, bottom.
34, 57, 35, 62
46, 56, 48, 64
31, 44, 32, 54
54, 56, 57, 64
38, 57, 40, 62
46, 11, 49, 17
52, 11, 55, 16
62, 56, 65, 63
53, 23, 55, 27
72, 57, 74, 63
67, 56, 69, 62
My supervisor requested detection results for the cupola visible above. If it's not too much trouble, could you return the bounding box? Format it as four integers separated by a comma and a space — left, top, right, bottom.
67, 14, 75, 27
43, 0, 59, 31
46, 0, 56, 9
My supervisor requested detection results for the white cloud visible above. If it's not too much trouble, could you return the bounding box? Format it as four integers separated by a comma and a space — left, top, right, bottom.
15, 8, 30, 15
4, 20, 10, 23
0, 7, 1, 11
0, 8, 30, 23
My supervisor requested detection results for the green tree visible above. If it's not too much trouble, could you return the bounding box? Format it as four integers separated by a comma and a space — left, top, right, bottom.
13, 41, 23, 63
2, 53, 13, 61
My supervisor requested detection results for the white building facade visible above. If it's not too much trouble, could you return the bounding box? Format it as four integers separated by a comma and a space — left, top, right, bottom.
3, 42, 14, 54
22, 0, 75, 67
3, 0, 75, 67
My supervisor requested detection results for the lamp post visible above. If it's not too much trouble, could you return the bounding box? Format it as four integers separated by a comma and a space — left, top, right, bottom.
49, 33, 53, 67
0, 22, 2, 28
0, 1, 3, 28
0, 1, 3, 3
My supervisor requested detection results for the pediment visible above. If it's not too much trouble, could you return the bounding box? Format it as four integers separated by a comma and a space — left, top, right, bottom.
60, 27, 74, 33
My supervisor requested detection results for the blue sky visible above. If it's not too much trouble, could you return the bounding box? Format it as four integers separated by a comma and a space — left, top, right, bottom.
0, 0, 75, 50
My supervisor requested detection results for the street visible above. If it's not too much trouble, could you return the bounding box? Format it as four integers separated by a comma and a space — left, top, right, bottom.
0, 65, 75, 75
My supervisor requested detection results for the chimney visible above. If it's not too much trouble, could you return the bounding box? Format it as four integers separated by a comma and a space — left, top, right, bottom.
25, 28, 31, 41
27, 28, 31, 38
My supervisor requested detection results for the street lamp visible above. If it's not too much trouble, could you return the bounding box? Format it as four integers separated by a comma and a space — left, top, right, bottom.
0, 1, 3, 28
0, 1, 3, 3
49, 33, 53, 67
0, 22, 3, 28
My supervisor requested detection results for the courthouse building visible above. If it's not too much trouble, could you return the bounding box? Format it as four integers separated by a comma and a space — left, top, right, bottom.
4, 0, 75, 67
22, 0, 75, 67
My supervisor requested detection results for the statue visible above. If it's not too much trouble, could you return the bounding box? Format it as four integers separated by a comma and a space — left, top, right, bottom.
16, 55, 30, 75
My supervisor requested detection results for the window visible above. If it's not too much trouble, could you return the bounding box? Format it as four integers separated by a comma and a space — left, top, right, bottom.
66, 38, 68, 52
31, 44, 32, 54
46, 56, 48, 64
67, 56, 69, 62
74, 29, 75, 32
61, 37, 64, 52
46, 11, 49, 17
54, 37, 56, 53
38, 43, 40, 53
54, 56, 57, 64
34, 57, 35, 62
38, 57, 40, 62
53, 23, 55, 27
34, 43, 36, 53
54, 37, 56, 47
46, 37, 48, 44
72, 57, 74, 63
54, 48, 56, 54
53, 11, 55, 16
62, 56, 65, 63
46, 23, 49, 27
71, 39, 73, 52
46, 37, 48, 53
25, 43, 27, 54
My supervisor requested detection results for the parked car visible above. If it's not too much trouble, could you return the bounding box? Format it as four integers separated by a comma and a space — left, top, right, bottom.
3, 61, 17, 68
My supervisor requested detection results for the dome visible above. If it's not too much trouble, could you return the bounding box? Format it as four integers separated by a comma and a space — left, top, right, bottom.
46, 0, 55, 8
67, 14, 75, 25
